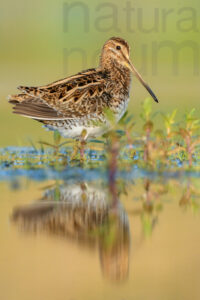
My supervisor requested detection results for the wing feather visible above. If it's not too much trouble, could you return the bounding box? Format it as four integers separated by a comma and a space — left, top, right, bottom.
10, 97, 66, 120
9, 68, 110, 120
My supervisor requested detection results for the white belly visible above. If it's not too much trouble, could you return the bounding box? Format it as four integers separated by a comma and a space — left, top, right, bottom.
59, 124, 107, 139
44, 98, 130, 139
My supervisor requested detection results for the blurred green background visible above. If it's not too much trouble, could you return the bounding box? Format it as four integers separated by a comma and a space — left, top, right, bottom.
0, 0, 199, 146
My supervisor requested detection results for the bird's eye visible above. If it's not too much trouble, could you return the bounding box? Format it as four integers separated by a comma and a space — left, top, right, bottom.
116, 45, 121, 50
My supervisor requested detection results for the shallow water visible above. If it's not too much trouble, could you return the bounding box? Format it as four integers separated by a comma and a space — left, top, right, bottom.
1, 173, 200, 300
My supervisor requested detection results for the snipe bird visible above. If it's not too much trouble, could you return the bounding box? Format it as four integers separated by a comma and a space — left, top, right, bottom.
8, 37, 158, 139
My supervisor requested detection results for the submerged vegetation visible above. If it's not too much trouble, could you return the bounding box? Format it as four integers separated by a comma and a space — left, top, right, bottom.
0, 98, 200, 174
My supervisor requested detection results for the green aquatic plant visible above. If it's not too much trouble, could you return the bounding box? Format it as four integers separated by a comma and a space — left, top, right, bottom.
141, 98, 155, 165
0, 99, 199, 172
178, 109, 200, 168
179, 179, 200, 212
39, 130, 69, 155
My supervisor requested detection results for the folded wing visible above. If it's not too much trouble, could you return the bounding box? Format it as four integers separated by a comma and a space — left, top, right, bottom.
8, 68, 109, 120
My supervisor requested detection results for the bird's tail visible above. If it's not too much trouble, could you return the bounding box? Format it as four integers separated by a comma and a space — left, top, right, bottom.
8, 93, 31, 104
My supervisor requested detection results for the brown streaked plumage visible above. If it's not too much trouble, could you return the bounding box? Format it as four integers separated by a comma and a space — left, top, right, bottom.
8, 37, 159, 139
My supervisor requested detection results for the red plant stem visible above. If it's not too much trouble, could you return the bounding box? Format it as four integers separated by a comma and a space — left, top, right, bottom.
80, 139, 86, 162
144, 179, 152, 206
144, 128, 150, 163
185, 135, 192, 167
108, 136, 119, 207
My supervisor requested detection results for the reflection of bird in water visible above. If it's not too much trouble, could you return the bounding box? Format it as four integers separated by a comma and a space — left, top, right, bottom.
12, 181, 130, 282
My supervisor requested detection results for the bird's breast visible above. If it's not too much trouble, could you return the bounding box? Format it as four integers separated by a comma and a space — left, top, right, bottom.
114, 97, 130, 122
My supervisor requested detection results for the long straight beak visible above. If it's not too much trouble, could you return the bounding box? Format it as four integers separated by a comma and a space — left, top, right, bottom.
128, 60, 159, 103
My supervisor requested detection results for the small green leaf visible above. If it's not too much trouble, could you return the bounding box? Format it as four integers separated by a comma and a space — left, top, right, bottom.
53, 131, 61, 145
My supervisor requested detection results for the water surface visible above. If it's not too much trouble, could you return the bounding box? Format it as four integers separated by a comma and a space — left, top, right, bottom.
1, 175, 200, 300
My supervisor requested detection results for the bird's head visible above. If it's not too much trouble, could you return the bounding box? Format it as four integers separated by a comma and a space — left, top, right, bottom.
101, 37, 159, 103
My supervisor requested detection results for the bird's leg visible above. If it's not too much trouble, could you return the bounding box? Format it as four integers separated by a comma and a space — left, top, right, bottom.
79, 129, 87, 163
71, 139, 79, 161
